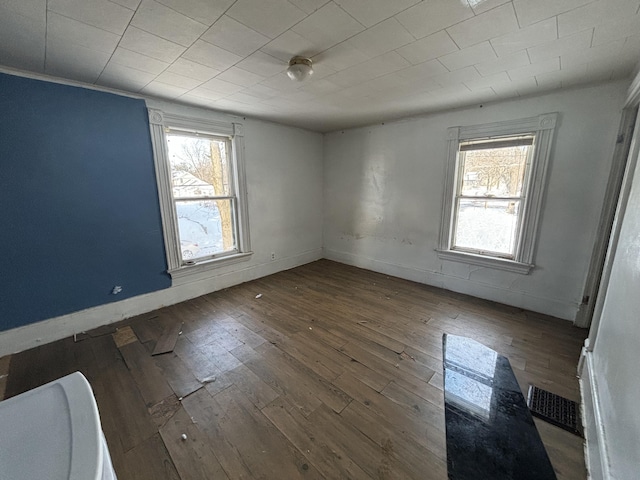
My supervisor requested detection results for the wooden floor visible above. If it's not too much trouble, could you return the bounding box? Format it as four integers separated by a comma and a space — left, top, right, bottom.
0, 260, 587, 479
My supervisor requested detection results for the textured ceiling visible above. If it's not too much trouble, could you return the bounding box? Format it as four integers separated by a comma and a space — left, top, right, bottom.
1, 0, 639, 132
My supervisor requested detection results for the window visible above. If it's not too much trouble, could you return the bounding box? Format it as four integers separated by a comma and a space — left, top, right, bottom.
438, 114, 557, 274
148, 109, 251, 281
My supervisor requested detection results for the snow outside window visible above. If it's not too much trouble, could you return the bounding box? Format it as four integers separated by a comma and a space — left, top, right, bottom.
438, 114, 557, 274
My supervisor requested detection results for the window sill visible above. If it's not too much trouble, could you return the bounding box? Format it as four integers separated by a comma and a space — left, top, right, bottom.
168, 251, 253, 285
436, 249, 533, 274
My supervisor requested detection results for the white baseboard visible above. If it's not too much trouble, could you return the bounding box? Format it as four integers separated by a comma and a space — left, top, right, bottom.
324, 248, 577, 320
0, 249, 322, 358
579, 349, 611, 480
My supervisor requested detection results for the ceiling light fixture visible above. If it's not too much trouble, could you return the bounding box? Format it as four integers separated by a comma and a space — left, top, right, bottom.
286, 56, 313, 82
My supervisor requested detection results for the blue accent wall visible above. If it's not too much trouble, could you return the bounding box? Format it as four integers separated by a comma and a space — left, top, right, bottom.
0, 73, 171, 331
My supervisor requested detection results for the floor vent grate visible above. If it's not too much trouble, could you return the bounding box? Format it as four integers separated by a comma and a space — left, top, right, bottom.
527, 385, 582, 437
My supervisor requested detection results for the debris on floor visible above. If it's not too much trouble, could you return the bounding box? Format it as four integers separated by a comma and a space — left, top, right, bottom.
113, 326, 139, 348
202, 375, 217, 384
255, 293, 263, 299
151, 322, 183, 356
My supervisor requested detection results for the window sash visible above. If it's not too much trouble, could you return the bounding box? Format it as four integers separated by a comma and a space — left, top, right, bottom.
451, 197, 522, 259
173, 197, 239, 263
450, 139, 535, 259
438, 113, 557, 273
167, 133, 239, 265
148, 108, 252, 278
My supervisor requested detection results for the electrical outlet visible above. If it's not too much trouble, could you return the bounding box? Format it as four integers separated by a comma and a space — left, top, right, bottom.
270, 252, 276, 260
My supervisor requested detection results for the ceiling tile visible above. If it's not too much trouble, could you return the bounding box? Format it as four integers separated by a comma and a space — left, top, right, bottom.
120, 26, 185, 62
307, 61, 337, 81
491, 76, 537, 97
432, 65, 481, 87
464, 71, 511, 90
0, 6, 45, 72
508, 56, 560, 80
45, 35, 110, 82
535, 63, 588, 88
561, 38, 627, 68
3, 0, 46, 20
396, 0, 474, 40
491, 17, 557, 57
467, 0, 511, 15
298, 78, 342, 95
97, 62, 156, 91
396, 30, 459, 65
155, 0, 233, 25
202, 15, 270, 57
260, 72, 302, 91
216, 66, 266, 87
291, 2, 365, 52
447, 3, 519, 49
512, 0, 594, 28
438, 41, 496, 71
227, 0, 307, 38
288, 0, 331, 14
475, 50, 530, 76
592, 13, 640, 45
142, 81, 189, 98
365, 71, 439, 96
396, 59, 449, 81
347, 18, 414, 58
131, 0, 208, 47
110, 47, 170, 75
111, 0, 141, 9
184, 86, 226, 101
182, 40, 243, 71
47, 12, 120, 55
261, 30, 321, 62
558, 0, 640, 38
154, 70, 203, 89
236, 50, 287, 77
327, 51, 410, 87
224, 91, 267, 105
241, 83, 281, 99
199, 77, 245, 95
334, 0, 420, 27
48, 0, 133, 35
527, 29, 593, 64
166, 58, 221, 81
312, 42, 370, 71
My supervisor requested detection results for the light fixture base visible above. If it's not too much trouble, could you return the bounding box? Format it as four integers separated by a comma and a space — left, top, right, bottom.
287, 56, 313, 82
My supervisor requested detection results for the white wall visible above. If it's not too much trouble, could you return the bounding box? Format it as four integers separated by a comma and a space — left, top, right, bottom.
584, 114, 640, 479
0, 98, 324, 357
323, 81, 628, 320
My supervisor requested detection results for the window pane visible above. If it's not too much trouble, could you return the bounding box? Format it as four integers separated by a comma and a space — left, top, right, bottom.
175, 199, 236, 261
453, 199, 521, 257
166, 134, 231, 198
460, 144, 530, 197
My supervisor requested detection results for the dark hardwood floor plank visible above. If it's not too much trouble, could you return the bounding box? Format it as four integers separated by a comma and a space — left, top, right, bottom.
92, 360, 158, 455
262, 396, 373, 480
119, 340, 174, 407
159, 407, 230, 480
254, 342, 352, 414
121, 433, 180, 480
152, 321, 183, 355
205, 363, 279, 409
153, 352, 203, 399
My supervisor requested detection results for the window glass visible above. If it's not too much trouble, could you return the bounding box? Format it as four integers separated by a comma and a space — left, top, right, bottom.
452, 139, 533, 258
167, 133, 236, 261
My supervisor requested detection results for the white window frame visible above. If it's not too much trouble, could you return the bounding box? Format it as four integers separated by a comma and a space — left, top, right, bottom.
148, 109, 251, 282
437, 113, 558, 274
